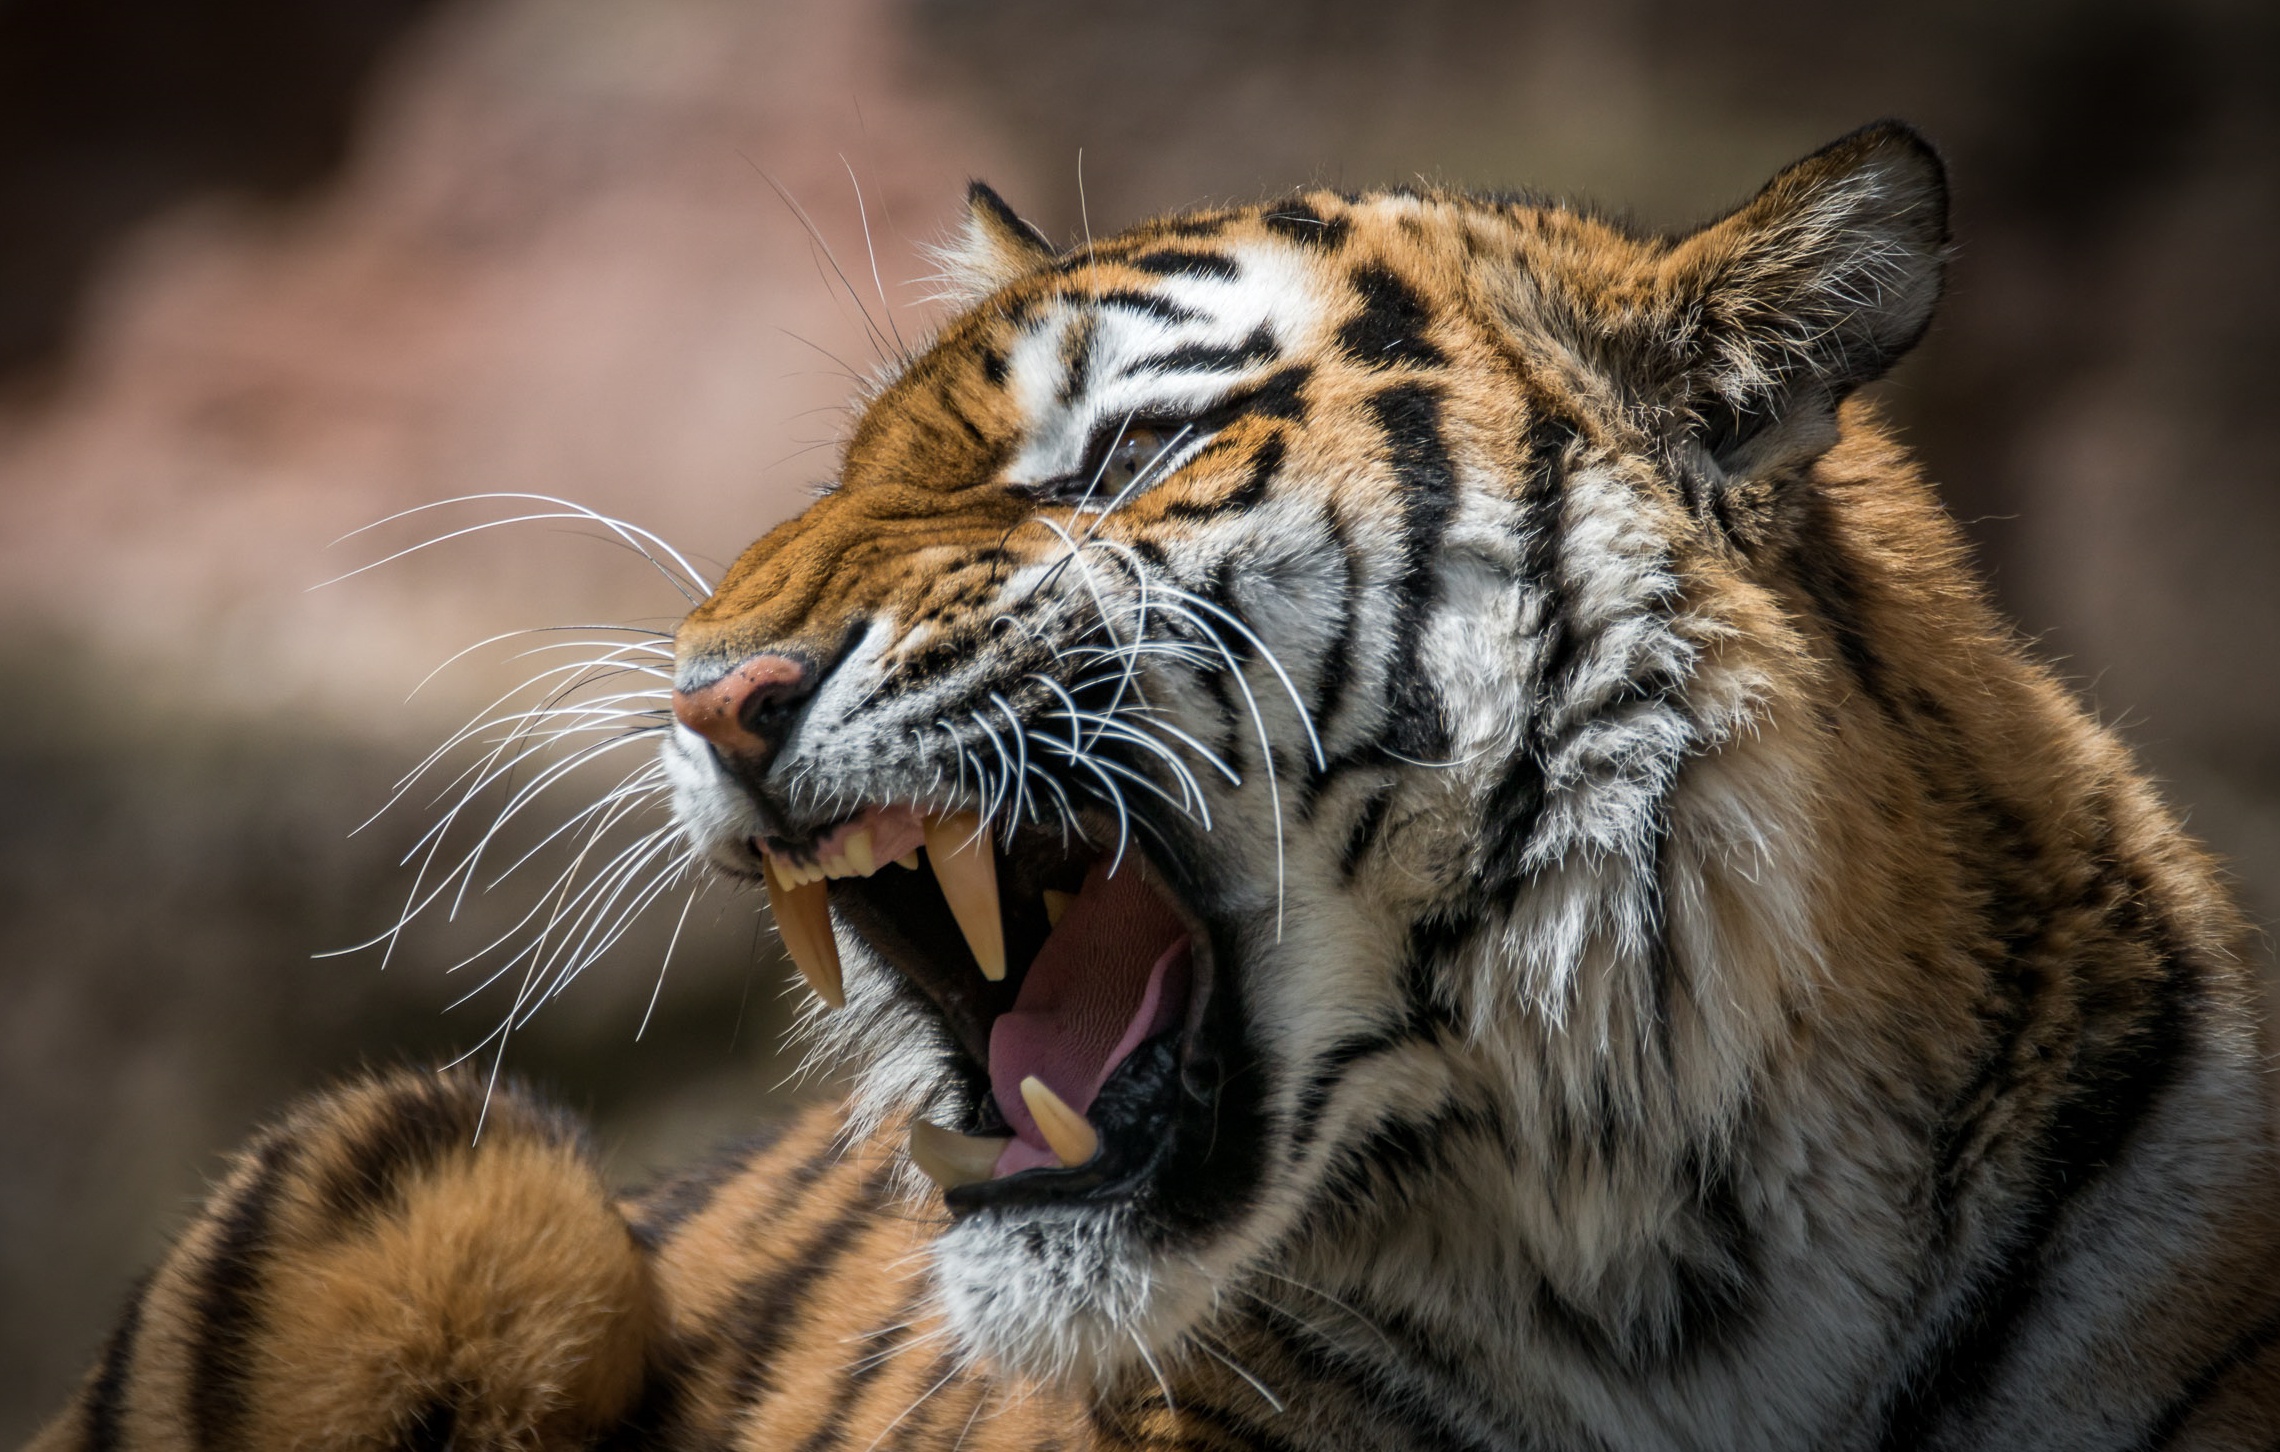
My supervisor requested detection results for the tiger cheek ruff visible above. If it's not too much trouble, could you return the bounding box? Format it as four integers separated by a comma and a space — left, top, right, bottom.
34, 123, 2280, 1452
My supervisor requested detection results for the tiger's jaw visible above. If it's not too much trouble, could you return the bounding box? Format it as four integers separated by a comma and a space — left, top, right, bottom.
662, 729, 1280, 1381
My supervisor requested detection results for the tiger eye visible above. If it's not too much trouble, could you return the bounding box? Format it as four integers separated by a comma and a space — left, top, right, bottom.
1100, 425, 1171, 496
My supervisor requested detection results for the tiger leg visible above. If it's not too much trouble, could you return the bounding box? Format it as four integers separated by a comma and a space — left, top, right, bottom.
27, 1068, 652, 1451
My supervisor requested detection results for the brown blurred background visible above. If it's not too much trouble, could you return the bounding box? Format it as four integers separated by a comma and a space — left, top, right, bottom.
2, 0, 2275, 1434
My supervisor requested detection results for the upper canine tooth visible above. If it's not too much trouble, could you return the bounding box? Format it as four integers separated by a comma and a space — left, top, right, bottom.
922, 813, 1004, 981
762, 867, 843, 1009
844, 829, 876, 877
907, 1120, 1010, 1191
1019, 1076, 1099, 1167
1042, 889, 1074, 927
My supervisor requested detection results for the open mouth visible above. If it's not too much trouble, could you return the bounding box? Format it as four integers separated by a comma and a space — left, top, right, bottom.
750, 803, 1226, 1213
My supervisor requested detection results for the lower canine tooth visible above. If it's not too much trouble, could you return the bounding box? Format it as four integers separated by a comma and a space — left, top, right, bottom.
908, 1120, 1010, 1191
762, 865, 843, 1009
1020, 1076, 1099, 1167
923, 813, 1005, 981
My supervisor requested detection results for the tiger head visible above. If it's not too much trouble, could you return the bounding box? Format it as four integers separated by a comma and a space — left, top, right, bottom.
664, 123, 1948, 1384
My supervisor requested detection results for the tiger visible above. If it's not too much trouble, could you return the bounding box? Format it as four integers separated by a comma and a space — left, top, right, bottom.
27, 119, 2280, 1452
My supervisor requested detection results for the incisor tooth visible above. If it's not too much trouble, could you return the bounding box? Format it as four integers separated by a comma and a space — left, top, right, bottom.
845, 829, 876, 877
923, 813, 1005, 981
762, 862, 843, 1009
1020, 1076, 1099, 1167
1042, 889, 1074, 927
896, 851, 919, 870
908, 1120, 1010, 1191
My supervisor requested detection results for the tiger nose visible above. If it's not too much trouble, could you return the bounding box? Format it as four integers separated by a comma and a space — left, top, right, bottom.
670, 653, 815, 758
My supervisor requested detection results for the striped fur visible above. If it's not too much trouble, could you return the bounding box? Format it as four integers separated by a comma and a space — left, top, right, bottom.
32, 122, 2280, 1450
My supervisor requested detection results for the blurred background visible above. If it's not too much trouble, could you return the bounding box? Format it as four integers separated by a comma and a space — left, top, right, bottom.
2, 0, 2275, 1433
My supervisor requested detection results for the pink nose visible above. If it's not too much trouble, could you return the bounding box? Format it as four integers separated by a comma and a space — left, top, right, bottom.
670, 653, 812, 756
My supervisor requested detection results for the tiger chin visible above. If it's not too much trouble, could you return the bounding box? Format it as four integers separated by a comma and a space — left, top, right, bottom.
33, 122, 2280, 1452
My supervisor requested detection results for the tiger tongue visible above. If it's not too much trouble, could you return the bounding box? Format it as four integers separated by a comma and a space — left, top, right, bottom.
988, 859, 1191, 1175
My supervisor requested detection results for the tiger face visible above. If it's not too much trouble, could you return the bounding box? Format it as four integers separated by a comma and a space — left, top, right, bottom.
663, 124, 1948, 1383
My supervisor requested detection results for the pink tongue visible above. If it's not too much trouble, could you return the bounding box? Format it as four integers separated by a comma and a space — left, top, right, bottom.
990, 860, 1191, 1176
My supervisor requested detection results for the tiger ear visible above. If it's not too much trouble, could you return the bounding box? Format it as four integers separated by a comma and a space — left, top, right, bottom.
936, 181, 1058, 301
1654, 121, 1949, 479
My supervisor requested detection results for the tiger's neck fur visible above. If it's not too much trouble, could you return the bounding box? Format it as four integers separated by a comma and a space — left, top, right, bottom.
1183, 411, 2271, 1448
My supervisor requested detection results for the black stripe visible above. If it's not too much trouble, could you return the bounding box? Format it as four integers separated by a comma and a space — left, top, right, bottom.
1313, 1104, 1499, 1221
1197, 565, 1255, 673
937, 389, 991, 450
791, 1289, 926, 1452
724, 1170, 890, 1413
1639, 806, 1679, 1066
1337, 263, 1445, 370
1785, 485, 1896, 714
1057, 315, 1097, 405
907, 1379, 994, 1452
1088, 289, 1205, 326
1282, 921, 1478, 1190
1127, 248, 1240, 281
1516, 411, 1582, 739
1397, 912, 1469, 1039
316, 1077, 484, 1228
394, 1397, 457, 1452
1916, 779, 2052, 1237
1288, 1028, 1417, 1155
1225, 364, 1311, 424
890, 620, 994, 694
1261, 200, 1350, 251
594, 1334, 698, 1450
1158, 214, 1232, 239
188, 1133, 299, 1450
1875, 877, 2201, 1448
1474, 746, 1547, 907
1306, 507, 1361, 768
1462, 410, 1577, 894
874, 1349, 961, 1452
1364, 381, 1457, 760
85, 1273, 150, 1452
2138, 1302, 2280, 1450
1285, 911, 1463, 1155
1133, 323, 1278, 378
1162, 563, 1249, 771
1666, 1142, 1763, 1364
1162, 431, 1284, 522
1337, 785, 1393, 881
1249, 1303, 1508, 1452
624, 1115, 801, 1249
